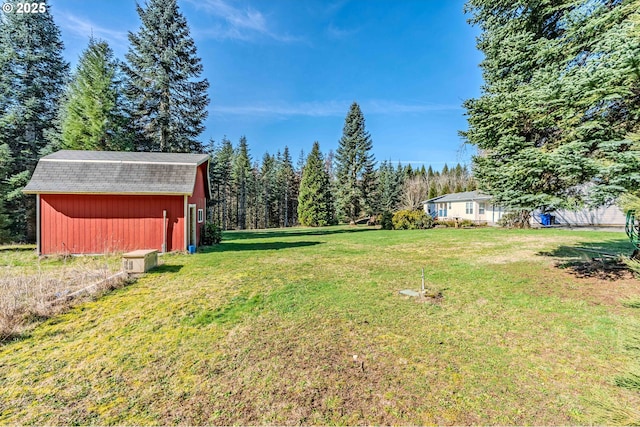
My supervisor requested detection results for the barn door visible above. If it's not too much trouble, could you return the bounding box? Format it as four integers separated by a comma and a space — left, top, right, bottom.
188, 204, 197, 247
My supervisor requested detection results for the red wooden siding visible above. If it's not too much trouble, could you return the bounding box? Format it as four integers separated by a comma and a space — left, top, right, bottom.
187, 163, 208, 245
40, 194, 185, 254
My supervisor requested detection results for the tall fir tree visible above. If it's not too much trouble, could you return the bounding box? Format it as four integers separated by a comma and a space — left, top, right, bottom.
361, 155, 379, 215
298, 142, 335, 227
463, 0, 640, 213
260, 152, 278, 228
58, 38, 134, 151
0, 0, 69, 240
427, 181, 438, 199
208, 137, 235, 229
404, 164, 414, 179
248, 161, 261, 229
335, 102, 376, 223
378, 161, 404, 212
278, 146, 297, 227
124, 0, 209, 153
233, 136, 252, 229
0, 144, 12, 242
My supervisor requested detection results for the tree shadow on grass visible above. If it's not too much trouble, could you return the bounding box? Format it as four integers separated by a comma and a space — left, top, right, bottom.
0, 245, 36, 252
221, 226, 376, 242
201, 240, 322, 253
538, 238, 634, 280
148, 264, 183, 274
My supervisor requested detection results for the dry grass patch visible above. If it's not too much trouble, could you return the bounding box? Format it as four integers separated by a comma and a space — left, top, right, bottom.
0, 249, 127, 341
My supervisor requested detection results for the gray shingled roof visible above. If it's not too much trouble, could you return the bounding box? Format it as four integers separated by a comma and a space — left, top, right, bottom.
423, 190, 492, 204
23, 150, 210, 196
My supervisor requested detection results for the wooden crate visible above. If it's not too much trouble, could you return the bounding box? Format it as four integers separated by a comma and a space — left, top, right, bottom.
123, 249, 158, 273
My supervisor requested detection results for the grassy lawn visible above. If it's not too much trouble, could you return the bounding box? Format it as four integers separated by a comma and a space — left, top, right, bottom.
1, 226, 640, 424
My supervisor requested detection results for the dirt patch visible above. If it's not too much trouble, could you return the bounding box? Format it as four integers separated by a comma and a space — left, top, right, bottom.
398, 290, 443, 304
558, 259, 633, 281
538, 262, 640, 310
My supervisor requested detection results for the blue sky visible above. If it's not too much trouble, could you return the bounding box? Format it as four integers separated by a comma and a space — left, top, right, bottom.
48, 0, 483, 168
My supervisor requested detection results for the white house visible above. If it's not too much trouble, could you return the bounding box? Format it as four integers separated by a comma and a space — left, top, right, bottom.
538, 205, 626, 227
423, 190, 626, 227
423, 191, 507, 225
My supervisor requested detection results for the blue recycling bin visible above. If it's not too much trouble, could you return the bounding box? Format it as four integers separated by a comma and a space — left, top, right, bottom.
188, 245, 196, 254
540, 213, 551, 226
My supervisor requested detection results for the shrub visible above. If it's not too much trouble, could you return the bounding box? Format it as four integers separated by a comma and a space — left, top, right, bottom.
434, 219, 485, 228
497, 211, 531, 229
201, 222, 222, 245
380, 211, 393, 230
392, 210, 434, 230
434, 219, 456, 228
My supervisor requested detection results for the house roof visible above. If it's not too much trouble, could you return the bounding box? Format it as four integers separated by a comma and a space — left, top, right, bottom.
23, 150, 211, 197
423, 190, 492, 204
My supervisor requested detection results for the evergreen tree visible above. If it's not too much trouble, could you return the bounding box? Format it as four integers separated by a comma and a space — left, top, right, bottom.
298, 142, 335, 227
463, 0, 640, 212
296, 149, 306, 173
293, 149, 306, 225
335, 102, 376, 222
124, 0, 209, 153
324, 149, 336, 180
0, 0, 69, 240
233, 136, 251, 229
440, 182, 451, 196
404, 164, 414, 179
362, 156, 379, 215
58, 38, 133, 151
427, 181, 438, 199
0, 144, 12, 242
260, 152, 278, 228
209, 137, 235, 229
278, 146, 297, 227
378, 161, 403, 212
248, 161, 260, 229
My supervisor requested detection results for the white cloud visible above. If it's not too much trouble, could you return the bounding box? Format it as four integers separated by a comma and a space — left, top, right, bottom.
211, 100, 345, 117
190, 0, 267, 32
211, 100, 462, 117
365, 100, 462, 114
55, 12, 128, 48
326, 23, 360, 40
323, 0, 350, 17
184, 0, 299, 43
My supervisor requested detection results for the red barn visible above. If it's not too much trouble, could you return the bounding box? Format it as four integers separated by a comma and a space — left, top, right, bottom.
23, 150, 211, 255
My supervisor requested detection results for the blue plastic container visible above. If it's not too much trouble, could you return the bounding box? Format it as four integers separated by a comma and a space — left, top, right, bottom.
188, 245, 196, 254
540, 214, 551, 226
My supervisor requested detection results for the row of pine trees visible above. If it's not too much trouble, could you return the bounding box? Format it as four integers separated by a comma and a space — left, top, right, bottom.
208, 108, 476, 231
0, 0, 476, 242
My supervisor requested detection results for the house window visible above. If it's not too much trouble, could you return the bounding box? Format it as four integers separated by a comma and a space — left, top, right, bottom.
448, 202, 452, 209
479, 203, 485, 215
438, 202, 447, 218
465, 202, 473, 215
197, 208, 204, 223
